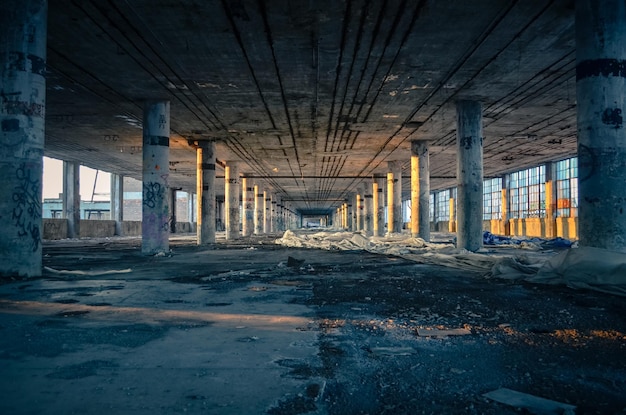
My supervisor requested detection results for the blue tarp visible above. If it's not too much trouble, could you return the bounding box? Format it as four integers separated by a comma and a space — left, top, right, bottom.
482, 231, 573, 248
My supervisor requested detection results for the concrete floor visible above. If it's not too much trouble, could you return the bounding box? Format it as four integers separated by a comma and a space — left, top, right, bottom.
0, 233, 625, 414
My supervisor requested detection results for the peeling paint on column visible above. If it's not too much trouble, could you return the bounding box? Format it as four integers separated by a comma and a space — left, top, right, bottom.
601, 108, 623, 128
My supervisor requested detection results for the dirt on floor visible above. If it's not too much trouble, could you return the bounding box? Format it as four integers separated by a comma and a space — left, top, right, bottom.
0, 234, 625, 414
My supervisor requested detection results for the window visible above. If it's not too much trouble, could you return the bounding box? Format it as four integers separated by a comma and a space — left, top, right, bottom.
435, 190, 450, 222
429, 193, 434, 222
508, 166, 545, 218
483, 178, 502, 220
555, 157, 578, 217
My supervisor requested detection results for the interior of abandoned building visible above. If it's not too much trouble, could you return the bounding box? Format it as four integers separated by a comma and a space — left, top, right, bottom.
1, 1, 625, 414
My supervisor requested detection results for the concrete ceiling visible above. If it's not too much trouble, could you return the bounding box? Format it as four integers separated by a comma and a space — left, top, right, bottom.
44, 0, 577, 214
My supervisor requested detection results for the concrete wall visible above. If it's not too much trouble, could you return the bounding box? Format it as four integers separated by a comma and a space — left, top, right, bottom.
43, 219, 68, 240
43, 219, 196, 239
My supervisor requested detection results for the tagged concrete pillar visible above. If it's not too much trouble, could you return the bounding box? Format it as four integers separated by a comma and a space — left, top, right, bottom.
196, 141, 216, 244
411, 140, 431, 241
225, 162, 240, 240
110, 173, 124, 236
0, 0, 47, 277
242, 177, 254, 237
576, 0, 626, 252
142, 100, 170, 255
63, 161, 80, 238
456, 100, 483, 251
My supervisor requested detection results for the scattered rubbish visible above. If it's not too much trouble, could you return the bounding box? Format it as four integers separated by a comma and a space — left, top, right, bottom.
246, 246, 257, 250
367, 346, 416, 356
287, 256, 305, 268
483, 387, 576, 414
416, 328, 471, 337
44, 266, 132, 276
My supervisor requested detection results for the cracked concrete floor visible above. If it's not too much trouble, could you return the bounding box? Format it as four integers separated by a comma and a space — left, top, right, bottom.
0, 234, 625, 414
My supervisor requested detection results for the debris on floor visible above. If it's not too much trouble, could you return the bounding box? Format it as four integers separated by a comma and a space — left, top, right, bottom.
483, 387, 576, 414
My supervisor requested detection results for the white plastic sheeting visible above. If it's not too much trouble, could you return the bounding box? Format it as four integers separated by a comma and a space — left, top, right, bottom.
275, 230, 626, 297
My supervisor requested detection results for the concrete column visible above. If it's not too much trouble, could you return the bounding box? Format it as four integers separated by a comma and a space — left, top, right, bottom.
277, 203, 284, 232
501, 176, 509, 235
271, 195, 278, 233
347, 200, 354, 231
188, 193, 196, 233
544, 162, 556, 238
576, 0, 626, 251
0, 0, 46, 277
373, 177, 385, 237
169, 188, 177, 233
225, 162, 240, 240
254, 185, 263, 234
386, 171, 395, 234
388, 161, 403, 233
356, 189, 363, 231
456, 100, 484, 251
263, 191, 271, 233
142, 100, 170, 255
242, 177, 254, 237
216, 197, 224, 231
63, 161, 80, 238
363, 183, 373, 236
411, 141, 431, 241
110, 173, 124, 236
449, 195, 456, 233
196, 141, 216, 244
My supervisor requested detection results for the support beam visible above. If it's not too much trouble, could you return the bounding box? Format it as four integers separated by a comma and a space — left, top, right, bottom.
363, 183, 373, 237
347, 200, 354, 231
169, 188, 177, 233
386, 169, 396, 234
356, 188, 363, 231
271, 195, 278, 233
111, 173, 124, 236
411, 141, 431, 241
225, 162, 240, 240
196, 141, 216, 244
242, 177, 254, 237
142, 100, 170, 255
63, 161, 80, 238
456, 100, 484, 251
576, 0, 626, 252
254, 185, 263, 234
544, 162, 556, 238
264, 191, 270, 233
373, 177, 385, 237
388, 161, 403, 234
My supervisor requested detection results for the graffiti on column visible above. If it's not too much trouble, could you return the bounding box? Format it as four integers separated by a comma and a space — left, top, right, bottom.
143, 182, 164, 208
12, 163, 41, 251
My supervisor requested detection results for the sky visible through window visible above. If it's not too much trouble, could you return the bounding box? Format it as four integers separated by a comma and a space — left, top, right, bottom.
43, 157, 111, 202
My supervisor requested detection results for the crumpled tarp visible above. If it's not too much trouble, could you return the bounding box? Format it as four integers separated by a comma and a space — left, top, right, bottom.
275, 230, 626, 297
